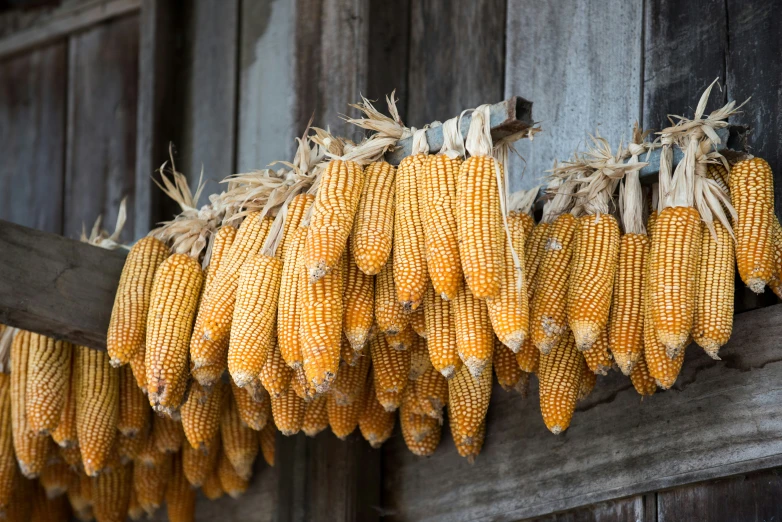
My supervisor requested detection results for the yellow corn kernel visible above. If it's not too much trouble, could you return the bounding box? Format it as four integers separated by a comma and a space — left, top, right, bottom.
413, 366, 448, 422
400, 402, 441, 457
577, 358, 596, 401
118, 430, 147, 463
220, 394, 257, 480
67, 474, 92, 521
228, 254, 283, 387
301, 395, 328, 437
25, 334, 72, 435
486, 231, 529, 352
493, 338, 525, 393
515, 336, 539, 374
422, 285, 462, 379
118, 365, 149, 439
453, 285, 494, 378
217, 449, 248, 499
693, 220, 734, 359
644, 254, 685, 389
524, 222, 551, 301
407, 336, 432, 381
181, 380, 226, 451
146, 254, 204, 415
409, 303, 427, 340
582, 327, 612, 375
401, 384, 427, 416
92, 462, 131, 522
270, 386, 306, 436
136, 428, 167, 469
290, 366, 318, 401
511, 210, 535, 241
304, 159, 365, 281
107, 236, 169, 366
166, 453, 195, 522
278, 194, 314, 260
453, 419, 485, 463
730, 158, 775, 293
331, 350, 371, 406
609, 233, 650, 375
190, 214, 272, 388
422, 153, 463, 300
300, 253, 345, 394
278, 227, 308, 369
133, 453, 171, 516
456, 155, 504, 299
50, 351, 77, 449
259, 422, 276, 466
258, 339, 292, 399
340, 335, 362, 366
375, 258, 409, 335
374, 387, 402, 413
327, 387, 366, 440
630, 349, 657, 396
538, 330, 582, 434
531, 213, 578, 353
128, 341, 147, 394
152, 414, 183, 454
352, 161, 396, 275
182, 438, 216, 501
58, 445, 82, 469
231, 381, 269, 431
201, 468, 224, 500
768, 217, 782, 298
202, 225, 236, 305
370, 333, 410, 397
385, 324, 416, 351
650, 206, 701, 356
448, 360, 492, 448
0, 373, 16, 513
568, 214, 620, 350
358, 378, 395, 448
394, 153, 429, 311
343, 244, 375, 350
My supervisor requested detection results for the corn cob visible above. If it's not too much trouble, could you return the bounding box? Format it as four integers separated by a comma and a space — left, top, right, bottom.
394, 152, 429, 312
343, 244, 375, 350
31, 482, 70, 521
448, 360, 492, 449
259, 423, 276, 466
300, 252, 345, 393
400, 403, 441, 457
133, 454, 170, 516
375, 259, 409, 335
452, 285, 494, 377
385, 325, 416, 351
59, 444, 82, 469
486, 232, 529, 352
146, 254, 204, 414
39, 457, 72, 498
0, 373, 15, 514
630, 349, 657, 396
401, 383, 427, 416
201, 469, 224, 500
92, 463, 131, 522
730, 158, 775, 293
352, 160, 396, 275
190, 214, 272, 388
128, 342, 148, 393
515, 337, 540, 374
340, 335, 362, 366
409, 305, 427, 341
693, 220, 734, 359
183, 434, 219, 487
231, 381, 269, 431
370, 333, 410, 400
290, 366, 317, 401
493, 338, 525, 393
422, 286, 461, 379
136, 429, 167, 469
453, 419, 485, 464
609, 233, 650, 375
118, 430, 146, 463
51, 352, 78, 449
582, 327, 612, 375
271, 386, 306, 436
768, 217, 782, 298
217, 449, 248, 499
259, 339, 293, 398
118, 365, 149, 439
107, 236, 169, 367
166, 453, 195, 522
278, 227, 308, 369
422, 146, 463, 301
152, 414, 183, 454
67, 475, 93, 521
228, 253, 283, 387
577, 359, 597, 401
128, 485, 143, 521
6, 474, 33, 522
413, 366, 448, 421
359, 378, 395, 448
331, 350, 371, 406
327, 387, 366, 440
279, 193, 315, 259
301, 395, 328, 437
221, 394, 258, 479
11, 331, 51, 478
25, 334, 72, 435
524, 223, 550, 301
538, 330, 582, 434
510, 209, 535, 241
407, 336, 432, 381
181, 380, 225, 450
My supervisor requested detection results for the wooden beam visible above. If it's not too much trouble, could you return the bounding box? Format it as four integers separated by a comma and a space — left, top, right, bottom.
382, 303, 782, 520
0, 220, 125, 350
0, 0, 141, 60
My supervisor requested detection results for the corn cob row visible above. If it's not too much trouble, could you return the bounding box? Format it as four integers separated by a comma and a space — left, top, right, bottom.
343, 244, 375, 350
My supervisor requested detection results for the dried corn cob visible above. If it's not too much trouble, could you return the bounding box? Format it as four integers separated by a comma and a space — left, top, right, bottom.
375, 259, 409, 335
452, 285, 494, 377
290, 366, 317, 401
40, 458, 72, 498
374, 387, 402, 413
524, 222, 550, 301
409, 305, 427, 340
259, 423, 276, 466
118, 431, 146, 463
146, 254, 204, 414
127, 484, 143, 521
413, 366, 448, 421
25, 334, 72, 435
343, 244, 375, 350
630, 349, 657, 396
201, 469, 224, 500
59, 445, 82, 469
301, 395, 328, 437
327, 388, 365, 440
515, 337, 539, 374
385, 325, 416, 351
0, 373, 16, 513
152, 414, 183, 454
407, 336, 432, 381
231, 381, 269, 431
270, 387, 306, 436
538, 330, 582, 434
92, 462, 131, 522
359, 378, 395, 448
67, 474, 92, 521
133, 454, 170, 516
577, 359, 597, 401
453, 419, 485, 463
221, 394, 258, 479
181, 380, 225, 451
331, 351, 371, 406
493, 338, 525, 392
259, 339, 293, 399
118, 365, 149, 439
400, 388, 436, 441
305, 159, 364, 281
730, 158, 775, 293
166, 453, 196, 522
768, 217, 782, 298
340, 336, 362, 366
203, 225, 236, 298
370, 334, 410, 399
128, 342, 147, 393
217, 448, 248, 498
352, 160, 395, 275
107, 236, 169, 367
422, 285, 461, 379
582, 327, 612, 375
51, 353, 78, 449
278, 226, 308, 368
279, 193, 315, 259
136, 430, 167, 469
448, 361, 492, 449
486, 232, 529, 352
400, 405, 441, 457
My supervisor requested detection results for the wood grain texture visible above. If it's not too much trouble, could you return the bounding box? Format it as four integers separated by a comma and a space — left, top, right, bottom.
383, 303, 782, 521
365, 0, 409, 122
505, 0, 643, 192
657, 470, 782, 522
0, 220, 126, 350
0, 42, 66, 235
407, 0, 505, 128
528, 496, 646, 522
65, 14, 139, 244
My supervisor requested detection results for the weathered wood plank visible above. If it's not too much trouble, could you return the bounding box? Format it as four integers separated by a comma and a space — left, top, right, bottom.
65, 14, 139, 244
407, 0, 505, 128
366, 0, 410, 122
505, 0, 643, 191
0, 220, 125, 350
383, 303, 782, 521
0, 42, 66, 235
657, 469, 782, 522
526, 496, 646, 522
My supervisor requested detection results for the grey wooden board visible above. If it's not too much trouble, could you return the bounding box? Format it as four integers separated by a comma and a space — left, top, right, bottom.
366, 0, 410, 123
382, 303, 782, 521
0, 220, 126, 350
177, 0, 239, 198
406, 0, 506, 129
65, 14, 139, 244
504, 0, 643, 192
0, 42, 66, 235
526, 495, 646, 522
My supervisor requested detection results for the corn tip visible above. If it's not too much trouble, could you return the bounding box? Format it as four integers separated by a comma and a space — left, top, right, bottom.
748, 277, 768, 294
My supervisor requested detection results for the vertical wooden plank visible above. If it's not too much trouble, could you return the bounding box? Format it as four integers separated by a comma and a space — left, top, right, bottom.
65, 15, 139, 243
657, 470, 782, 522
505, 0, 643, 191
0, 42, 66, 234
177, 0, 239, 196
526, 496, 646, 522
366, 0, 410, 122
407, 0, 505, 128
